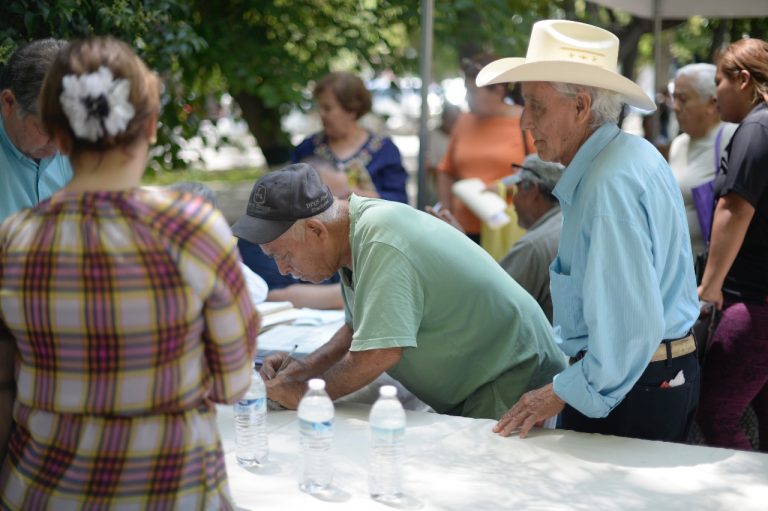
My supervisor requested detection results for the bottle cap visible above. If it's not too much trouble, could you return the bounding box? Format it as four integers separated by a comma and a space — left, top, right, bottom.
308, 378, 326, 390
379, 385, 397, 398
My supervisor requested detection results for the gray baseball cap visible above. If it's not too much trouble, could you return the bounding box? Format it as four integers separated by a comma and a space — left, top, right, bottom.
502, 154, 564, 190
231, 163, 333, 245
501, 154, 565, 190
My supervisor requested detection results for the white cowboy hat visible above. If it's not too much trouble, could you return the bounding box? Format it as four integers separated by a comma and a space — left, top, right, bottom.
476, 19, 656, 112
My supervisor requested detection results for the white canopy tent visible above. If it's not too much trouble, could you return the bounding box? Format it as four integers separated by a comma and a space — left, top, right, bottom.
589, 0, 768, 19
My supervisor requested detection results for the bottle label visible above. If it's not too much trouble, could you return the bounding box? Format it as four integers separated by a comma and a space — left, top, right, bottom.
299, 418, 334, 435
235, 397, 266, 413
371, 426, 405, 440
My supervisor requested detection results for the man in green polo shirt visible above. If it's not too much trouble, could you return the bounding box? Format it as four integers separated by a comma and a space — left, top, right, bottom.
236, 163, 566, 419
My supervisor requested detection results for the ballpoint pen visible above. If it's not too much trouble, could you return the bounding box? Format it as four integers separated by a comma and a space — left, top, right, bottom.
275, 344, 298, 375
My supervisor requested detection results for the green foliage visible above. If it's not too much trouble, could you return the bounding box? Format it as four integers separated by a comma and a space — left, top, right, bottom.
186, 1, 419, 105
5, 0, 763, 172
0, 0, 206, 171
141, 165, 265, 186
672, 17, 768, 65
430, 0, 553, 78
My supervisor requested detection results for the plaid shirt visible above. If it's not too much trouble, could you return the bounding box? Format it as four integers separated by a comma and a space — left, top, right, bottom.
0, 188, 259, 510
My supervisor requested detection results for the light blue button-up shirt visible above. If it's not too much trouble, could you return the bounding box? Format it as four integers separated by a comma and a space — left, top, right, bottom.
550, 123, 698, 418
0, 114, 72, 224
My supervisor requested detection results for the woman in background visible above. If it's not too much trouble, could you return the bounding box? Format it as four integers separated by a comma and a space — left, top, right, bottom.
292, 71, 408, 203
437, 53, 531, 245
697, 38, 768, 452
0, 37, 258, 508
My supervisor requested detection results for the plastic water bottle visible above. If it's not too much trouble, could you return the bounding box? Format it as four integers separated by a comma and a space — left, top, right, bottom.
234, 369, 268, 466
297, 378, 335, 494
368, 385, 406, 503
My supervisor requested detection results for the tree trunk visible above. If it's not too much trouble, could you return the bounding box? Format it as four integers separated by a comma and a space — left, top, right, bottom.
455, 7, 483, 59
709, 20, 729, 62
234, 92, 293, 167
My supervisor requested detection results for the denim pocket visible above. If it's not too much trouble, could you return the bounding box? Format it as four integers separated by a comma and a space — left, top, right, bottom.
623, 381, 695, 441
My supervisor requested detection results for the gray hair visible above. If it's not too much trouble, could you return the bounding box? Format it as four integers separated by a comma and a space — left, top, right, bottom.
0, 38, 68, 115
550, 82, 623, 128
166, 181, 218, 207
285, 200, 341, 241
675, 63, 717, 100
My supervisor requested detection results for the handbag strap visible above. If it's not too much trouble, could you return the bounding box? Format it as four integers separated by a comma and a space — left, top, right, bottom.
714, 125, 724, 177
706, 125, 727, 246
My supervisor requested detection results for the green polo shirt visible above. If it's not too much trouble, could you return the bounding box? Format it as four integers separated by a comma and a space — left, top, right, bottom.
342, 195, 566, 419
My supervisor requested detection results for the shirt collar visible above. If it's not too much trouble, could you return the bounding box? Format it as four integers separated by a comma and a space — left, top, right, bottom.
553, 123, 621, 206
749, 101, 768, 117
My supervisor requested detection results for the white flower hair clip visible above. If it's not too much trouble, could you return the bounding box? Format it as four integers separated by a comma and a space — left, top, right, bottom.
59, 66, 135, 142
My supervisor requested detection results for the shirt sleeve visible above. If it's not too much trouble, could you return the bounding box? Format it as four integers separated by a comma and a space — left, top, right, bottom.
719, 122, 768, 207
291, 136, 315, 163
187, 208, 260, 404
552, 214, 665, 418
368, 138, 408, 203
348, 243, 423, 351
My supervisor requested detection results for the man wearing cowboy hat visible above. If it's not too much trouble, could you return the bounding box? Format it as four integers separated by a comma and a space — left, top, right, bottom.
486, 20, 700, 442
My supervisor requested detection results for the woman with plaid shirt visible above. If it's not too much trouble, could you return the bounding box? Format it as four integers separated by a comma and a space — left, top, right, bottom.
0, 38, 259, 509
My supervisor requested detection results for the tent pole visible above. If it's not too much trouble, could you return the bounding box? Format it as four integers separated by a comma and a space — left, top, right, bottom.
652, 0, 662, 143
416, 0, 434, 210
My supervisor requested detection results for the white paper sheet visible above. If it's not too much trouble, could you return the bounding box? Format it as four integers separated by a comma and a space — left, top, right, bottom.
257, 320, 344, 353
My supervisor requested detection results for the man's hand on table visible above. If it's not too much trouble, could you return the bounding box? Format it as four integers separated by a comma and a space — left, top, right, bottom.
494, 383, 565, 438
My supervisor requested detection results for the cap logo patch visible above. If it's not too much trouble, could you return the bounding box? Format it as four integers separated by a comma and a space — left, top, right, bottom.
254, 185, 266, 205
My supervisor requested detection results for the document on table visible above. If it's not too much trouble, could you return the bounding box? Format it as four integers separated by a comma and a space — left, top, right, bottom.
256, 301, 294, 315
257, 319, 345, 354
256, 302, 345, 331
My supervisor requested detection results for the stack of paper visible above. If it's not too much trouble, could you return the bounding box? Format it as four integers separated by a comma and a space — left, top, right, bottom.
256, 302, 345, 332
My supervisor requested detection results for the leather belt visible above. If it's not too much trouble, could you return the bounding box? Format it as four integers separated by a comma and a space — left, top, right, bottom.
649, 334, 696, 363
569, 334, 697, 365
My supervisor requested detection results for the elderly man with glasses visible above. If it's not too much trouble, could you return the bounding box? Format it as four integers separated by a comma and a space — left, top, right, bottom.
0, 39, 72, 224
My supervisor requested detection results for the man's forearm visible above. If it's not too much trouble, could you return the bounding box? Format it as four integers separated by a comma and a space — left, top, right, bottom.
294, 323, 354, 379
321, 347, 403, 401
